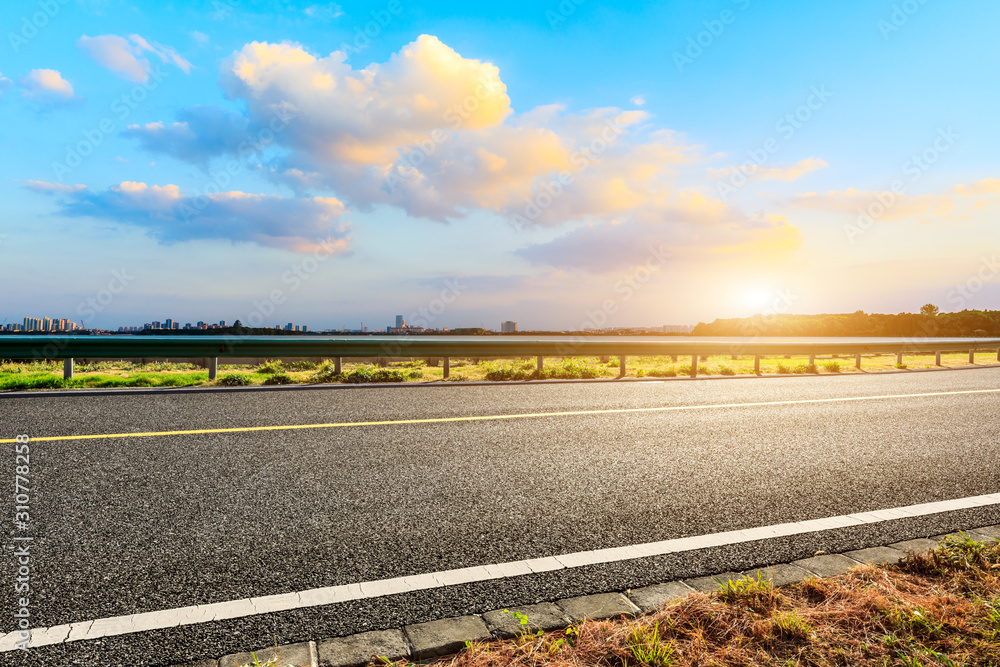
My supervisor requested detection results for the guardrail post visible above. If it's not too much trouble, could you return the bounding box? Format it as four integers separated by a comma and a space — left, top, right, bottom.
690, 355, 698, 377
671, 355, 677, 363
63, 358, 73, 380
208, 357, 218, 381
969, 350, 975, 364
334, 357, 342, 374
808, 354, 815, 365
896, 352, 903, 366
443, 357, 450, 379
997, 348, 1000, 362
754, 355, 761, 376
537, 355, 543, 374
619, 355, 626, 377
855, 353, 862, 370
935, 351, 941, 366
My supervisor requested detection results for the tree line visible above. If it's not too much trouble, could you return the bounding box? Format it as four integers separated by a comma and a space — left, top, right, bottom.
692, 307, 1000, 337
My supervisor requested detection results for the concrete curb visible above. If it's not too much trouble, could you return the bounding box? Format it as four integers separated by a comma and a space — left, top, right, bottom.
172, 526, 998, 667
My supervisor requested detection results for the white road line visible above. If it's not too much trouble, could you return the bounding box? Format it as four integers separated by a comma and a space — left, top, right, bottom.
3, 492, 999, 652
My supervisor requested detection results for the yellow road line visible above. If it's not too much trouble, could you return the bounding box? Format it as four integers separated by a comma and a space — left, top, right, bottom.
3, 388, 998, 444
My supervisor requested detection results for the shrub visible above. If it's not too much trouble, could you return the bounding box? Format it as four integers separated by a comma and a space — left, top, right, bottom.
311, 360, 344, 383
776, 363, 791, 374
646, 368, 678, 378
793, 363, 818, 374
284, 360, 318, 370
718, 365, 736, 376
256, 359, 283, 374
262, 373, 293, 385
345, 366, 405, 383
550, 358, 601, 379
482, 360, 534, 381
217, 374, 252, 386
823, 361, 841, 373
895, 363, 908, 369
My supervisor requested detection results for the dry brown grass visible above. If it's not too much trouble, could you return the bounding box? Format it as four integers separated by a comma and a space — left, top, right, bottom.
383, 536, 1000, 667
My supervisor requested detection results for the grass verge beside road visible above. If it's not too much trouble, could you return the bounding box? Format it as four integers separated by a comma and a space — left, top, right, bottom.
386, 535, 1000, 667
0, 353, 996, 391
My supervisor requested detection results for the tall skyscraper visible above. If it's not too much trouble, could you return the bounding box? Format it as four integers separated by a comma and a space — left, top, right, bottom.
501, 321, 518, 333
395, 315, 405, 328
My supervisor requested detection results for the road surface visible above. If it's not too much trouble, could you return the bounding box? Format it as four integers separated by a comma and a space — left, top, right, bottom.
3, 368, 1000, 665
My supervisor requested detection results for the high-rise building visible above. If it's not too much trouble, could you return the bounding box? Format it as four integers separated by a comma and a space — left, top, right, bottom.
395, 315, 405, 328
501, 321, 518, 333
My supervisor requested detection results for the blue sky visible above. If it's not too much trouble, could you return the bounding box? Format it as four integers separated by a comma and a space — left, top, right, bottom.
2, 0, 998, 330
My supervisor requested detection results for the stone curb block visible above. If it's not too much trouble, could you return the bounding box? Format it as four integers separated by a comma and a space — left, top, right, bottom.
845, 546, 906, 565
482, 603, 572, 639
219, 641, 314, 667
626, 581, 696, 613
972, 525, 1000, 540
792, 553, 860, 578
556, 592, 640, 622
683, 571, 740, 593
740, 563, 811, 587
404, 615, 490, 660
890, 538, 940, 553
317, 629, 410, 667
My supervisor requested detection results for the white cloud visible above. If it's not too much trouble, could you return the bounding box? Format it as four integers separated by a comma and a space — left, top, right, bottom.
708, 157, 828, 182
0, 73, 11, 94
24, 180, 86, 193
630, 95, 646, 106
31, 180, 351, 253
77, 33, 192, 83
190, 31, 210, 46
303, 4, 343, 20
789, 177, 1000, 222
18, 69, 77, 103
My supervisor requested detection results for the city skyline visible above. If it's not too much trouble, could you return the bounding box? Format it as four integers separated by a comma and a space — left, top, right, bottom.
3, 2, 999, 329
3, 312, 699, 334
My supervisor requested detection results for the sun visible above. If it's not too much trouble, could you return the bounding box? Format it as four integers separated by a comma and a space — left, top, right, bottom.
742, 289, 772, 310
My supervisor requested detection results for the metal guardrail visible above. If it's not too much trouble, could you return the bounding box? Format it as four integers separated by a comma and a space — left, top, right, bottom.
2, 335, 1000, 380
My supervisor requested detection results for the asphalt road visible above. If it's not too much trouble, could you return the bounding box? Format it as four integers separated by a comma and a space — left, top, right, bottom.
3, 369, 1000, 665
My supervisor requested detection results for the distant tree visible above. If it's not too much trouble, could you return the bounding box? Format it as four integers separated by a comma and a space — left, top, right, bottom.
920, 304, 940, 316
